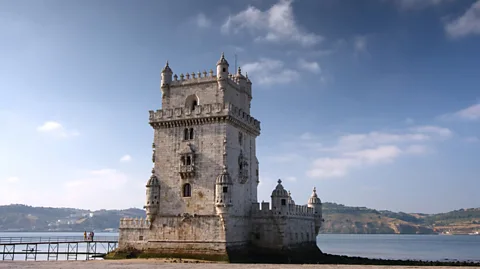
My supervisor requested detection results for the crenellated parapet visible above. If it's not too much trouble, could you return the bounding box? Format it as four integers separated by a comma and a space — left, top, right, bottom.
149, 102, 261, 135
119, 217, 151, 229
251, 202, 315, 217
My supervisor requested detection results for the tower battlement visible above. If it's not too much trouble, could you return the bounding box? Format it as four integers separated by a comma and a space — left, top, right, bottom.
148, 102, 261, 135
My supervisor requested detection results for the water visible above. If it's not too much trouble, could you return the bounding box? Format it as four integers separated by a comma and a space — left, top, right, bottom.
317, 234, 480, 262
1, 232, 479, 262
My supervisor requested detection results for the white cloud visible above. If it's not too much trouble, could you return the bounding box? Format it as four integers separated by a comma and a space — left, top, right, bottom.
5, 176, 20, 183
266, 153, 303, 163
62, 169, 142, 209
37, 121, 79, 138
305, 125, 451, 179
445, 0, 480, 38
120, 154, 132, 162
300, 132, 315, 140
297, 59, 321, 74
454, 103, 480, 120
440, 103, 480, 121
195, 13, 211, 28
285, 176, 297, 182
242, 58, 299, 85
221, 0, 322, 47
394, 0, 453, 10
405, 144, 429, 154
410, 125, 453, 138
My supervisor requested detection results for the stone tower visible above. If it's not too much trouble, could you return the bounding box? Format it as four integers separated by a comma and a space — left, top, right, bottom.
117, 54, 323, 263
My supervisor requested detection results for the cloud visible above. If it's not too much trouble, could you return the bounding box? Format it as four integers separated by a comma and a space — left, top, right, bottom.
285, 176, 297, 182
62, 169, 142, 209
445, 0, 480, 38
120, 154, 132, 162
266, 153, 303, 163
242, 58, 299, 85
354, 35, 368, 55
304, 125, 451, 179
297, 59, 321, 74
405, 118, 415, 125
465, 136, 480, 143
440, 103, 480, 121
37, 121, 79, 138
409, 125, 453, 138
394, 0, 453, 10
195, 13, 211, 28
221, 0, 322, 47
5, 177, 20, 183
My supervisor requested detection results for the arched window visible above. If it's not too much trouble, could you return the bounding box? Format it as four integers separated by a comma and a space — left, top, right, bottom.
189, 128, 194, 140
183, 183, 191, 197
185, 94, 199, 111
186, 156, 191, 165
184, 128, 188, 140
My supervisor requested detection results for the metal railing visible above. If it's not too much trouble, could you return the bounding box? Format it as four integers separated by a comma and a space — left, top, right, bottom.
0, 236, 118, 244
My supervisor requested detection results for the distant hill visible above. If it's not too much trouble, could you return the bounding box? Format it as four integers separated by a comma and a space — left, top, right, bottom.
321, 202, 480, 234
1, 203, 479, 234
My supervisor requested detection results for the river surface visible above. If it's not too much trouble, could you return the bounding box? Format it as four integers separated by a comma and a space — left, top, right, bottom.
0, 232, 479, 262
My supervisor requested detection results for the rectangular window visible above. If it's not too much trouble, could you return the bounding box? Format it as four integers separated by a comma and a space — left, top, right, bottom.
223, 186, 228, 193
281, 199, 286, 205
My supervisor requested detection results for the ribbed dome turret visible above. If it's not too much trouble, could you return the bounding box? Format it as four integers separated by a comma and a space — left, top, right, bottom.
216, 166, 233, 185
236, 67, 246, 79
161, 61, 172, 74
308, 187, 321, 204
146, 168, 159, 187
271, 179, 289, 198
216, 52, 229, 66
288, 190, 295, 205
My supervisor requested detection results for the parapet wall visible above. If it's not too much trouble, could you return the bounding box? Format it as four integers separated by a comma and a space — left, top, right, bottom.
169, 70, 250, 92
149, 102, 260, 133
251, 202, 315, 217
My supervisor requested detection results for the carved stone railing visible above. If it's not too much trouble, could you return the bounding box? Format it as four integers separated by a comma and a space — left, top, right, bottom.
149, 102, 261, 134
119, 218, 151, 229
179, 165, 195, 179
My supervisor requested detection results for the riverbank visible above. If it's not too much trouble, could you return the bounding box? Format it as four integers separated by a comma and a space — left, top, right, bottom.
1, 260, 480, 269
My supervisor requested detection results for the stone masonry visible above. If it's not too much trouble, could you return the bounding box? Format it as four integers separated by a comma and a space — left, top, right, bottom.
117, 54, 324, 262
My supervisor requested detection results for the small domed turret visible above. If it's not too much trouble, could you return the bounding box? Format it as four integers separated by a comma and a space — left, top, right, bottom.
161, 61, 173, 86
271, 179, 289, 212
216, 52, 229, 82
307, 187, 323, 234
215, 166, 233, 215
145, 168, 160, 222
236, 67, 247, 88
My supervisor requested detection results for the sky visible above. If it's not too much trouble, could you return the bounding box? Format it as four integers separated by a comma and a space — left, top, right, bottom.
1, 0, 480, 214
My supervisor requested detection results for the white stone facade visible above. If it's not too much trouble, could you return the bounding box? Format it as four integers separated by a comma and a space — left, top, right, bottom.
118, 54, 323, 260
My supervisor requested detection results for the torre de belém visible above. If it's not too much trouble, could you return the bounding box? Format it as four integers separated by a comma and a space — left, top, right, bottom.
116, 53, 324, 262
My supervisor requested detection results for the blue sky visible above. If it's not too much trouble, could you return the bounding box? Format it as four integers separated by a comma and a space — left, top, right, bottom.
1, 0, 479, 213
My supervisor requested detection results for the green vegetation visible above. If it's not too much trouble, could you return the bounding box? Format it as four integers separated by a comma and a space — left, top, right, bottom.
320, 202, 480, 234
1, 203, 479, 234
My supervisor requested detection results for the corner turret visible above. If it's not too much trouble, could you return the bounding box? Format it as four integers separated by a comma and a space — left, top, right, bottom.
271, 179, 289, 213
236, 66, 247, 88
144, 143, 160, 222
216, 53, 229, 92
307, 187, 323, 234
161, 61, 172, 98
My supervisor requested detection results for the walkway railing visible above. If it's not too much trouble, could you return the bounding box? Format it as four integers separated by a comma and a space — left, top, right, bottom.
0, 236, 118, 244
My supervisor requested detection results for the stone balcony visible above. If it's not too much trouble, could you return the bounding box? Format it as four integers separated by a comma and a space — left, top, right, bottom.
179, 165, 195, 179
149, 102, 261, 135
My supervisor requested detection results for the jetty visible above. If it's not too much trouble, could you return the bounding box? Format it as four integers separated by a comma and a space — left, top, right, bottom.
0, 235, 118, 261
